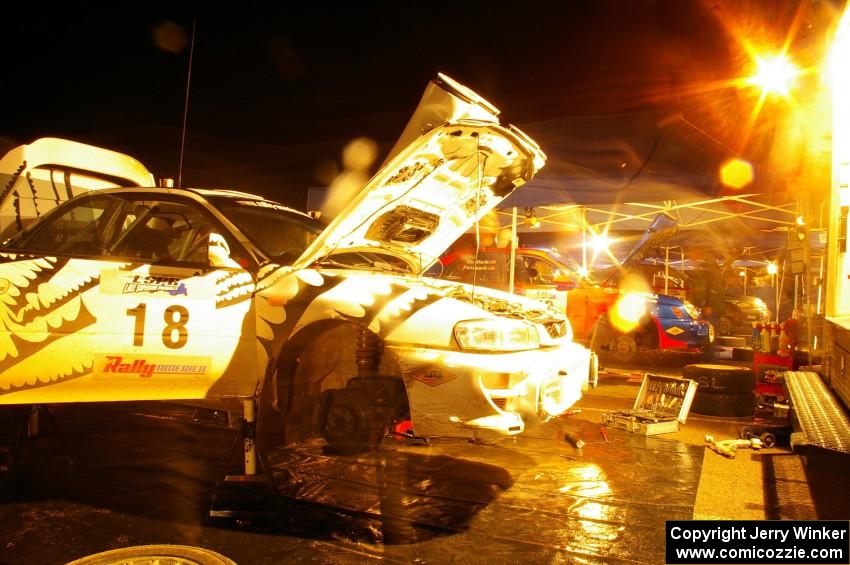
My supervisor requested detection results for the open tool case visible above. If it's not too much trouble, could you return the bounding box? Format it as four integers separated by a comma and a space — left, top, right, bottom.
601, 374, 698, 435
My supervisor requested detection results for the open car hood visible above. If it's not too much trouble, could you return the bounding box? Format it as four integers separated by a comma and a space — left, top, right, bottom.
619, 212, 679, 268
293, 74, 546, 274
601, 212, 678, 286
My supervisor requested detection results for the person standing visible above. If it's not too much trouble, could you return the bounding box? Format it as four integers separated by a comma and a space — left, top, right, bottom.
701, 260, 726, 328
752, 276, 776, 320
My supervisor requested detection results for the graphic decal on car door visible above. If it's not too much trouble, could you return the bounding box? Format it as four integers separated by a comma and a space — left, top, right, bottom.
0, 255, 124, 394
0, 254, 261, 401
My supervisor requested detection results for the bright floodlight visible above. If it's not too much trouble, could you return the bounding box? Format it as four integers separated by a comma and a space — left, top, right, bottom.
749, 55, 799, 96
588, 233, 612, 253
767, 262, 778, 275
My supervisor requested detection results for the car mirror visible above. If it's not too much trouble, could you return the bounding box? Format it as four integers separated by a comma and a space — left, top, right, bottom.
208, 232, 239, 268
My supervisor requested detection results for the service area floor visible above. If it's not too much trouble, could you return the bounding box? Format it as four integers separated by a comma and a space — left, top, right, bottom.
0, 354, 847, 564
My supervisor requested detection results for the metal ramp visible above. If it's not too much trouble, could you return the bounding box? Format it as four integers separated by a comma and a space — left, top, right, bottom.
783, 371, 850, 456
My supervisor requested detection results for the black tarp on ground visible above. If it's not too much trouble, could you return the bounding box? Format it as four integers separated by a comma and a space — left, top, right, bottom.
0, 403, 702, 564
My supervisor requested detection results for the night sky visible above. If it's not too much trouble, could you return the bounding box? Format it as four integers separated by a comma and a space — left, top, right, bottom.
1, 2, 835, 208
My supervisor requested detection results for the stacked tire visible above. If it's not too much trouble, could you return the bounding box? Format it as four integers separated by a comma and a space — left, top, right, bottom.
683, 364, 755, 417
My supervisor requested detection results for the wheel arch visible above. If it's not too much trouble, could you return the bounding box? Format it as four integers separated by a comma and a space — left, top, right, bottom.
257, 319, 409, 450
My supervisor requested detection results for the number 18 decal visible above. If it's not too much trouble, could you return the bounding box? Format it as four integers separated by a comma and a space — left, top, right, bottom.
126, 303, 190, 349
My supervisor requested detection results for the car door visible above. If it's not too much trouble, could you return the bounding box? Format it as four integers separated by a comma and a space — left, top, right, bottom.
0, 191, 258, 404
93, 194, 259, 400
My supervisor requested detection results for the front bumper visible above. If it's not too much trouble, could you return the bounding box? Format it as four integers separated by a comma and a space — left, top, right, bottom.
388, 342, 592, 440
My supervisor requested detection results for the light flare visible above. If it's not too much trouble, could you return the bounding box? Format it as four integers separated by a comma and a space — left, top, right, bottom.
719, 158, 755, 189
584, 227, 620, 268
609, 274, 651, 333
748, 54, 800, 96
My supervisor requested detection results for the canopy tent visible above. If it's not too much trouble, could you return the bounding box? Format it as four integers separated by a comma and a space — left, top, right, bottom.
505, 111, 790, 205
497, 111, 803, 235
496, 193, 800, 234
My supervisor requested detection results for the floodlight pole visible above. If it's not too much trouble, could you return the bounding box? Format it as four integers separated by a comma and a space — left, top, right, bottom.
509, 207, 517, 294
582, 208, 588, 272
774, 270, 780, 322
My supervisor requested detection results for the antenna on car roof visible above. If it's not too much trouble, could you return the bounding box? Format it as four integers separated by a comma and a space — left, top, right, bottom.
177, 18, 197, 189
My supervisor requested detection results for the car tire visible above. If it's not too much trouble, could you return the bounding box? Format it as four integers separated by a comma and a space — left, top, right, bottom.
609, 334, 638, 363
66, 545, 237, 565
683, 363, 755, 394
689, 391, 754, 417
321, 388, 377, 454
718, 316, 732, 336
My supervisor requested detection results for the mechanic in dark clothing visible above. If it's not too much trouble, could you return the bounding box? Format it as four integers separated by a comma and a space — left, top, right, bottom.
702, 261, 726, 327
697, 261, 726, 360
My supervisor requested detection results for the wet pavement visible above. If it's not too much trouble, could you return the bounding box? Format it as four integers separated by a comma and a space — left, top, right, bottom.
5, 350, 847, 564
263, 422, 701, 563
0, 394, 705, 564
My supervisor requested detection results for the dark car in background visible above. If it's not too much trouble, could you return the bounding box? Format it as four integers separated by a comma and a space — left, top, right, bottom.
719, 294, 771, 335
636, 266, 771, 335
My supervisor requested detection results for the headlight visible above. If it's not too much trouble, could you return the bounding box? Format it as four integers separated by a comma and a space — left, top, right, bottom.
752, 297, 767, 309
454, 319, 540, 352
682, 300, 700, 320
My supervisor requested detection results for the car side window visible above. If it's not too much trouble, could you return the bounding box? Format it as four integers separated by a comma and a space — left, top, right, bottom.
107, 200, 221, 264
7, 194, 117, 255
7, 193, 244, 267
522, 257, 557, 285
510, 257, 532, 285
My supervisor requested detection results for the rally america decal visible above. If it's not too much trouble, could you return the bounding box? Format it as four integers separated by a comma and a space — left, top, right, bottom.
95, 354, 210, 380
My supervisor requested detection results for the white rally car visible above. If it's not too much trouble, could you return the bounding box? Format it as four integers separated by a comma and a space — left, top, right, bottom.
0, 75, 595, 454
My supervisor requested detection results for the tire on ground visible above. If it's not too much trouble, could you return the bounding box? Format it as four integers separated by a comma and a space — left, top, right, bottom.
683, 363, 755, 394
689, 391, 754, 417
66, 545, 237, 565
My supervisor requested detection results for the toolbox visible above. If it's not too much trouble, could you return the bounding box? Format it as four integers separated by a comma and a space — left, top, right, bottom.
601, 374, 698, 435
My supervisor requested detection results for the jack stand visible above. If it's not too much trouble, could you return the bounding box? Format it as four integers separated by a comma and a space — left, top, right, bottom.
26, 405, 60, 438
208, 398, 278, 523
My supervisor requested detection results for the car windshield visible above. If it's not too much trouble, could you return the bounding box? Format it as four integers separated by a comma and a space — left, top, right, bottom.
211, 197, 323, 265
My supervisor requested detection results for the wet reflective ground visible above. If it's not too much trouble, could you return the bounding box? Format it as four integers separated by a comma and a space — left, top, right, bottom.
0, 399, 703, 564
264, 420, 702, 563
